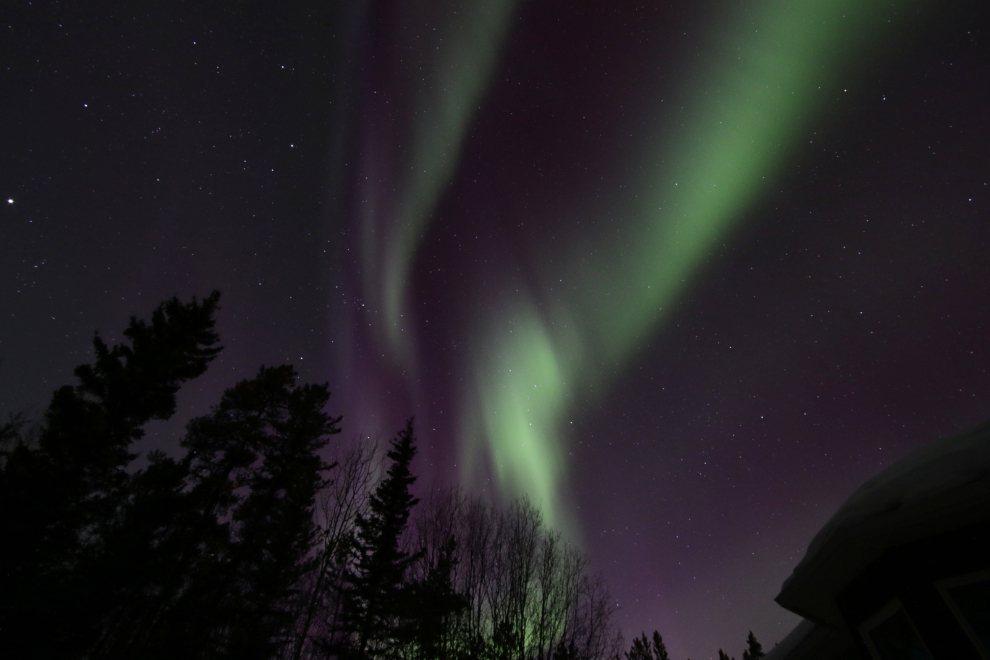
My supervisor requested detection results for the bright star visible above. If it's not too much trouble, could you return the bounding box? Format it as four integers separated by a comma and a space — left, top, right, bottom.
6, 199, 12, 204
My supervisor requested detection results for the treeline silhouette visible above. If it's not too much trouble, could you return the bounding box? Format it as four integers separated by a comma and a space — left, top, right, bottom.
0, 293, 767, 660
0, 293, 621, 660
620, 630, 764, 660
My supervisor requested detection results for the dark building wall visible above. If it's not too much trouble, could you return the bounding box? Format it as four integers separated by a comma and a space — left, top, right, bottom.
836, 520, 990, 660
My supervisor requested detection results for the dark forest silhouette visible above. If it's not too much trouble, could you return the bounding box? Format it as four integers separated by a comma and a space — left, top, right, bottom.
1, 293, 764, 660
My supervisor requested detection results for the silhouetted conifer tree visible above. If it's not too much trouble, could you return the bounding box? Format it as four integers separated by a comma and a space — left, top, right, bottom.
652, 631, 670, 660
172, 364, 340, 659
333, 420, 422, 659
741, 632, 763, 660
402, 535, 468, 660
626, 633, 652, 660
93, 364, 341, 660
0, 292, 221, 659
0, 293, 348, 660
626, 631, 669, 660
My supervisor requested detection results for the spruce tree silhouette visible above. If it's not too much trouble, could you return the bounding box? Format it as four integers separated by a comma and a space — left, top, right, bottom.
626, 630, 670, 660
335, 420, 422, 660
627, 632, 652, 660
652, 631, 671, 660
742, 632, 764, 660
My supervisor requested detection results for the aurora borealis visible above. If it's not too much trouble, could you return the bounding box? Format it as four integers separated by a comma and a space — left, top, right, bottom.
453, 0, 934, 536
3, 0, 990, 656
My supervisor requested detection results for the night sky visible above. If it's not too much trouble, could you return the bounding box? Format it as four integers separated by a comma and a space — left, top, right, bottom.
3, 1, 990, 657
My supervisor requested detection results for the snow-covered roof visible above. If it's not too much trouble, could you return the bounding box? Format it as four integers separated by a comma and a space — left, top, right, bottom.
776, 418, 990, 626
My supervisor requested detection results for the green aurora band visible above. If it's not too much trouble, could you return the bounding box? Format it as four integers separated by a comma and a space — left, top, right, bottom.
366, 0, 519, 364
457, 0, 929, 536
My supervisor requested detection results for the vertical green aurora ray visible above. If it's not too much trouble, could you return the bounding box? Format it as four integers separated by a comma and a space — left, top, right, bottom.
461, 0, 927, 536
365, 0, 519, 364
